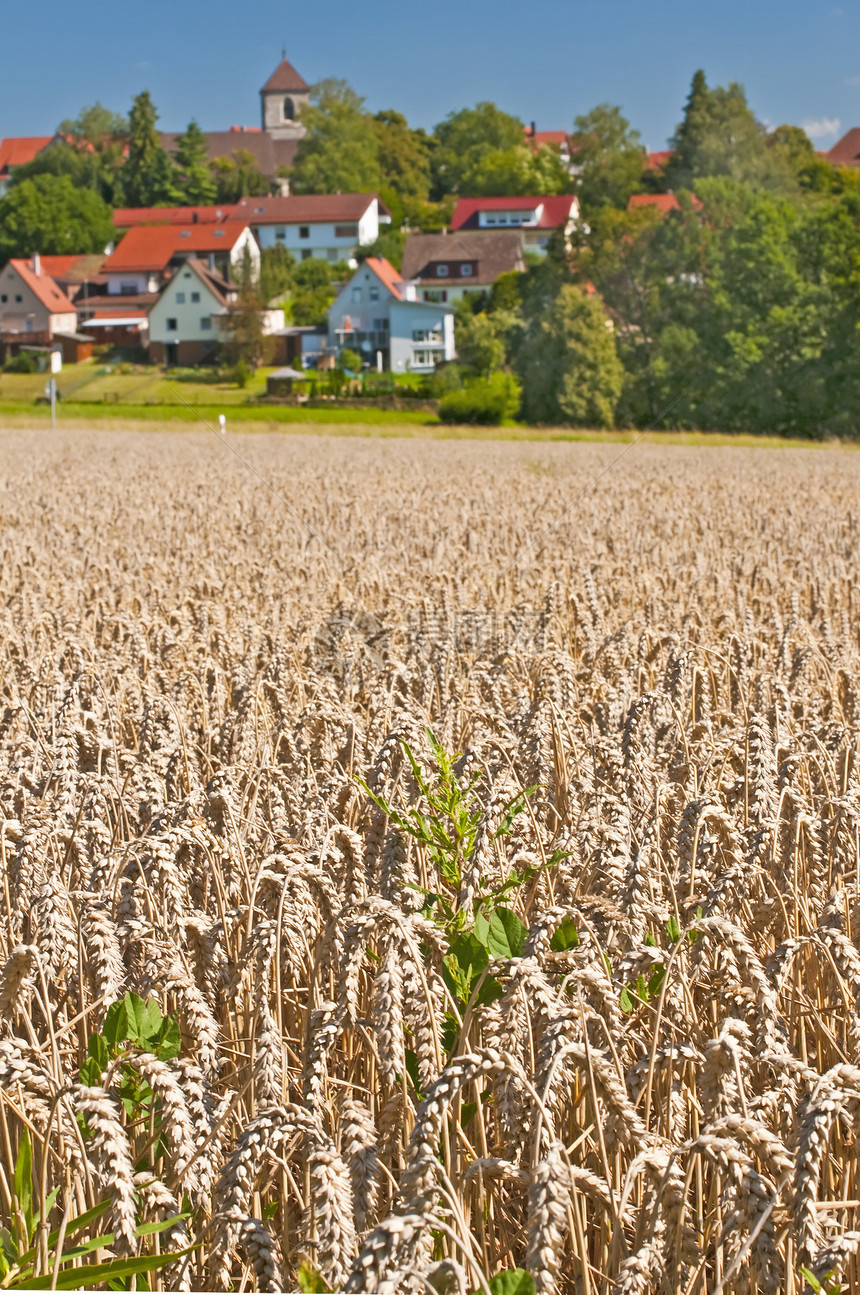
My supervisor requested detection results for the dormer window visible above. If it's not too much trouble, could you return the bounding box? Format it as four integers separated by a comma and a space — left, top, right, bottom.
461, 264, 473, 277
436, 264, 449, 278
213, 230, 224, 237
180, 231, 190, 238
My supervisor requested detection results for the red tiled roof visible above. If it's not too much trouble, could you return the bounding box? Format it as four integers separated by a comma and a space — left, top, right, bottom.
38, 254, 105, 281
627, 192, 702, 214
449, 195, 577, 231
0, 136, 53, 176
103, 223, 250, 273
160, 130, 299, 181
113, 205, 238, 228
260, 58, 310, 93
827, 128, 860, 166
645, 150, 674, 171
8, 259, 76, 314
232, 193, 382, 225
364, 257, 403, 300
528, 130, 571, 149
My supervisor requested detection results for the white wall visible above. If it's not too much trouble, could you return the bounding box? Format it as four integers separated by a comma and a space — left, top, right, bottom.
149, 265, 228, 345
328, 261, 395, 348
389, 300, 455, 372
0, 264, 75, 334
253, 200, 379, 265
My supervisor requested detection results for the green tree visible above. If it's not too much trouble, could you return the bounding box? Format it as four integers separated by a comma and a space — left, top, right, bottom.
459, 143, 570, 197
120, 91, 179, 206
570, 104, 646, 211
431, 102, 525, 197
221, 253, 272, 368
356, 228, 406, 271
59, 102, 128, 147
172, 119, 216, 204
211, 149, 270, 203
290, 81, 381, 194
666, 70, 788, 191
455, 312, 506, 377
260, 244, 296, 303
515, 284, 623, 426
337, 346, 362, 371
0, 175, 114, 258
372, 110, 433, 204
291, 258, 339, 325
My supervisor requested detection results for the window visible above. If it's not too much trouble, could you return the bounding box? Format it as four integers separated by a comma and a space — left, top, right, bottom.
351, 287, 362, 303
167, 317, 178, 331
461, 264, 474, 277
24, 318, 33, 331
284, 96, 295, 120
183, 271, 192, 278
335, 223, 359, 238
14, 294, 22, 303
412, 329, 426, 342
299, 226, 310, 239
120, 282, 137, 296
327, 249, 338, 262
373, 318, 389, 331
275, 228, 286, 241
436, 264, 449, 277
176, 292, 186, 304
0, 295, 6, 303
191, 291, 200, 303
200, 316, 212, 330
424, 289, 447, 303
301, 249, 312, 261
413, 350, 428, 365
369, 286, 379, 302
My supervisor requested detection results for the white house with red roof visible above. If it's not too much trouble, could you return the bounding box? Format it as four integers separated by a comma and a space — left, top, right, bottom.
101, 223, 258, 295
327, 256, 454, 371
232, 194, 390, 265
449, 195, 579, 256
0, 256, 77, 338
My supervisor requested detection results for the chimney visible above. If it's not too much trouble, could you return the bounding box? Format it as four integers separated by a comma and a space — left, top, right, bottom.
32, 252, 41, 276
530, 121, 536, 137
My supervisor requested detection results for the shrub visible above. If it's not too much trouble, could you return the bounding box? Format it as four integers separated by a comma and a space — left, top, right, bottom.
4, 351, 40, 374
337, 347, 362, 373
438, 371, 521, 425
233, 359, 250, 389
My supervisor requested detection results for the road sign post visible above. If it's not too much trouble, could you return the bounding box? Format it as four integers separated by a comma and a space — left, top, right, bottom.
49, 349, 62, 431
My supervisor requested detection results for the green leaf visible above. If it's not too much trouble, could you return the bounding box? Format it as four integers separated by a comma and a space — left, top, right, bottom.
297, 1261, 332, 1293
799, 1269, 823, 1294
10, 1246, 198, 1290
473, 909, 491, 948
151, 1016, 181, 1061
644, 932, 657, 947
636, 973, 649, 1002
486, 907, 528, 960
666, 916, 681, 944
78, 1057, 103, 1087
87, 1032, 109, 1070
13, 1131, 33, 1244
477, 1270, 535, 1295
648, 964, 666, 999
102, 997, 133, 1050
263, 1202, 279, 1221
619, 985, 635, 1014
444, 932, 489, 1002
460, 1101, 478, 1128
549, 916, 580, 951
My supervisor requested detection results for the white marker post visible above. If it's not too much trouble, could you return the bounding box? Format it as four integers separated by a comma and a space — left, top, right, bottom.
49, 348, 62, 431
219, 414, 226, 436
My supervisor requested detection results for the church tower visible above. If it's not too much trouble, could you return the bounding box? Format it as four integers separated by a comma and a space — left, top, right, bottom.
260, 54, 311, 140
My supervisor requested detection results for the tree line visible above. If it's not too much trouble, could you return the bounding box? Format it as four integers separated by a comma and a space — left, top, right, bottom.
4, 70, 860, 433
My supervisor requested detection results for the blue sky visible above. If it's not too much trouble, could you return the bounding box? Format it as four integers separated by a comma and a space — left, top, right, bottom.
2, 0, 858, 150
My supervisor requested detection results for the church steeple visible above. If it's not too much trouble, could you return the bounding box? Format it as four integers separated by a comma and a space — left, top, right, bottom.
260, 56, 311, 139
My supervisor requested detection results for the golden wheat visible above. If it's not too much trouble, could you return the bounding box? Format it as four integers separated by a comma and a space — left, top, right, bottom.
2, 427, 860, 1291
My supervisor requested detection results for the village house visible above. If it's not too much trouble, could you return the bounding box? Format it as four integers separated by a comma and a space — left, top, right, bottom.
113, 205, 237, 229
400, 231, 525, 305
0, 255, 77, 338
524, 124, 575, 172
827, 128, 860, 166
627, 192, 702, 214
327, 256, 455, 371
231, 194, 389, 265
148, 259, 233, 366
448, 195, 579, 256
100, 223, 259, 295
0, 136, 53, 195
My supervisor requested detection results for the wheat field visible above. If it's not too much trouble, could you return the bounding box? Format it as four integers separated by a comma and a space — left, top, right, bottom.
2, 428, 860, 1293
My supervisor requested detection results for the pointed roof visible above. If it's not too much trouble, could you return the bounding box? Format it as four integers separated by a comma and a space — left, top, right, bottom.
364, 257, 403, 300
260, 58, 309, 94
8, 259, 76, 314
